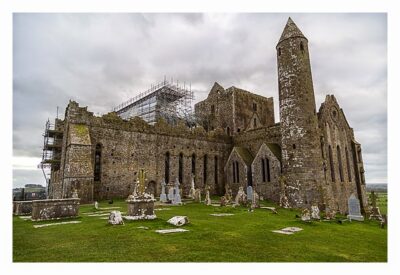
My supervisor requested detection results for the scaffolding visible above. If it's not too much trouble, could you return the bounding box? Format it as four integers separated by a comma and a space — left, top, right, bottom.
113, 79, 195, 126
39, 119, 63, 185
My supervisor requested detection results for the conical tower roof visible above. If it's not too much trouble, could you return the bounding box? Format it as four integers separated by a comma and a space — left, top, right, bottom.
277, 17, 307, 45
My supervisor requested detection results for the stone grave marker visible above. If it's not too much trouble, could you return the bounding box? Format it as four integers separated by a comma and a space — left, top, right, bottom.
160, 179, 168, 203
347, 194, 364, 221
247, 185, 253, 201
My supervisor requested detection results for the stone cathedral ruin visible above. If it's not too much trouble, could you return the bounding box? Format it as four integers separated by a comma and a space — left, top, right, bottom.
40, 18, 367, 215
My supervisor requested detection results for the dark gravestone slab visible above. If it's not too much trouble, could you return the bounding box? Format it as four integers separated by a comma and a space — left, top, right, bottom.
347, 194, 364, 221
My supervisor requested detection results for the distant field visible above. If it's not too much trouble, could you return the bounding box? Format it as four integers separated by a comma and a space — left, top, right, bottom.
368, 192, 387, 215
13, 198, 387, 262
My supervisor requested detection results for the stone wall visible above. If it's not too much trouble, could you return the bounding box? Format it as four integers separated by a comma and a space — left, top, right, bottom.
251, 144, 282, 202
13, 201, 33, 215
195, 83, 275, 136
49, 101, 232, 202
31, 198, 80, 221
318, 95, 367, 214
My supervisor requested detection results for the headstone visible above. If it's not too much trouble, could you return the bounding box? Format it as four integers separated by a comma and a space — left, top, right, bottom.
172, 178, 182, 205
220, 196, 227, 206
167, 186, 175, 201
278, 175, 290, 208
194, 188, 202, 203
204, 185, 211, 206
234, 186, 247, 206
125, 169, 157, 220
347, 194, 364, 221
251, 191, 260, 208
167, 216, 189, 226
108, 210, 124, 225
160, 179, 168, 203
94, 201, 99, 210
225, 187, 233, 203
301, 208, 311, 222
246, 186, 253, 201
369, 191, 382, 221
188, 174, 196, 199
311, 204, 320, 220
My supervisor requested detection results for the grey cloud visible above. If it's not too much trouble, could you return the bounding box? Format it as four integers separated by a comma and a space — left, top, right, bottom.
13, 13, 387, 187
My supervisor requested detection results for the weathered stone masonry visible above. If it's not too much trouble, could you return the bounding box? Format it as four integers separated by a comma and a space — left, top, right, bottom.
45, 18, 367, 215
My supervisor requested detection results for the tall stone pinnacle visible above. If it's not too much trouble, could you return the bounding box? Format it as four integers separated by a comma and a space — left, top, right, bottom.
277, 17, 307, 45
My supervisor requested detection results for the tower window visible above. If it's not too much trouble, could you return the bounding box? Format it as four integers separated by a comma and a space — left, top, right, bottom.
237, 128, 241, 133
253, 118, 257, 128
266, 158, 271, 182
211, 105, 215, 115
300, 42, 304, 53
227, 127, 230, 136
278, 47, 281, 56
292, 144, 296, 149
253, 103, 257, 112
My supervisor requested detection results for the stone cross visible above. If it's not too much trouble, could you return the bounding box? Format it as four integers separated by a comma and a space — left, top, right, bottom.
137, 168, 147, 196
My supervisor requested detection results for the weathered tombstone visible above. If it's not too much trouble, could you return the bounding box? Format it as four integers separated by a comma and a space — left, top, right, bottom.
194, 188, 202, 203
347, 194, 364, 221
167, 185, 175, 202
108, 210, 124, 225
311, 204, 320, 220
160, 179, 168, 203
204, 185, 211, 206
94, 201, 99, 210
225, 187, 233, 203
167, 216, 189, 227
246, 186, 253, 201
125, 169, 157, 220
188, 174, 196, 199
369, 191, 382, 221
234, 186, 247, 206
172, 178, 182, 205
220, 196, 227, 206
251, 191, 260, 208
301, 208, 311, 222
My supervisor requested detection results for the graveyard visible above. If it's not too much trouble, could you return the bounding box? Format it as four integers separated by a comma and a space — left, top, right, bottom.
13, 195, 387, 262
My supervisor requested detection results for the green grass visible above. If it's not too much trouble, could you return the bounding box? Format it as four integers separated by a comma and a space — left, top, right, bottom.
13, 198, 387, 262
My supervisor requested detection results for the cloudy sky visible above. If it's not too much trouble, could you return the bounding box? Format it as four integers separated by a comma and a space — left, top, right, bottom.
12, 13, 387, 188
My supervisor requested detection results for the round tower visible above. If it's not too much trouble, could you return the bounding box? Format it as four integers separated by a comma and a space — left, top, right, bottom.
276, 18, 325, 208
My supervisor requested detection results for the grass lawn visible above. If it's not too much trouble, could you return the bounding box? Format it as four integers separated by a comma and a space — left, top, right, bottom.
13, 198, 387, 262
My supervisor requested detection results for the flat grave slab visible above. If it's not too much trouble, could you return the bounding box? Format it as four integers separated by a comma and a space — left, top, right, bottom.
272, 226, 303, 235
209, 213, 235, 217
155, 228, 189, 234
33, 221, 82, 228
19, 216, 32, 220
